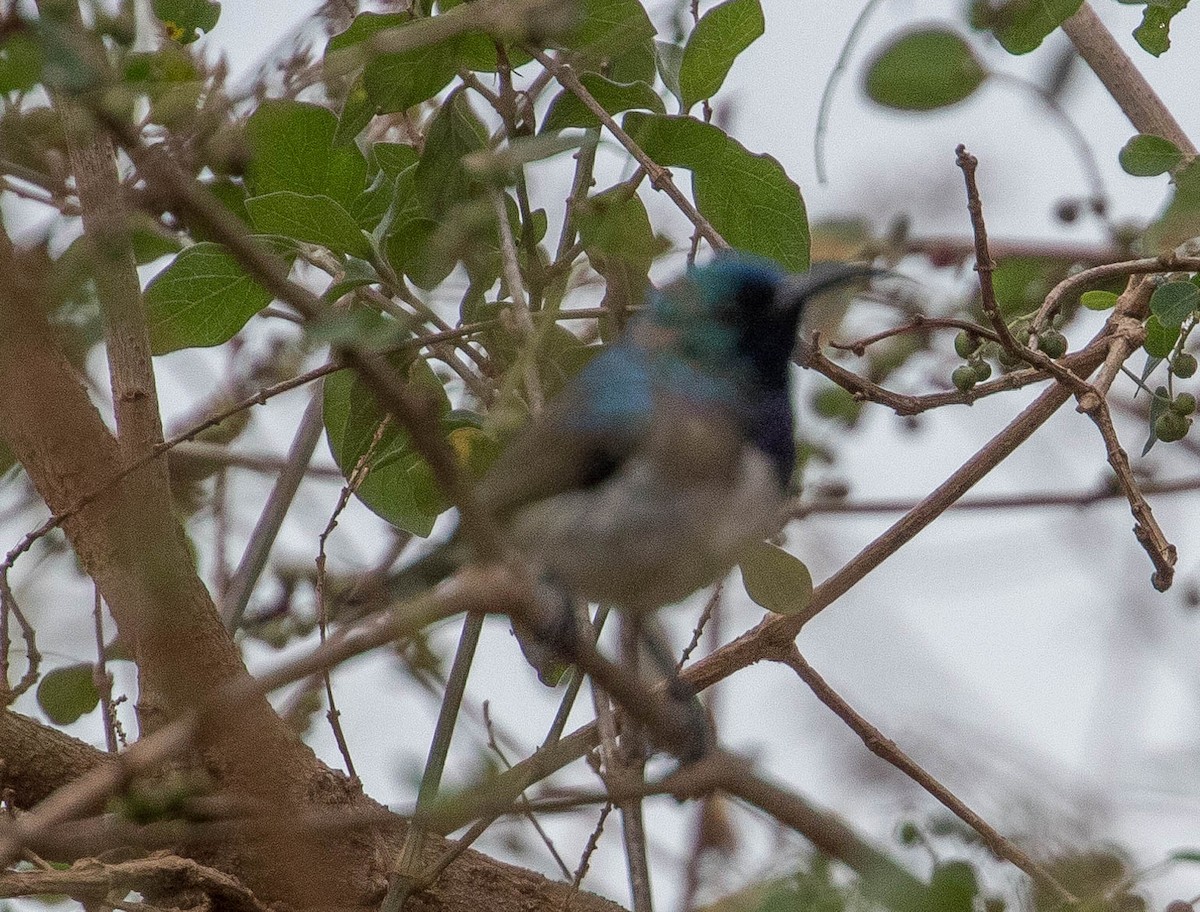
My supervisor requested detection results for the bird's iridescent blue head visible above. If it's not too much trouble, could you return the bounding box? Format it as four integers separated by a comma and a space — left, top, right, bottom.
641, 254, 875, 391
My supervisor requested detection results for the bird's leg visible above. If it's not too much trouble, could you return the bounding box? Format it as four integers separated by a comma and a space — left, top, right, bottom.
639, 618, 713, 764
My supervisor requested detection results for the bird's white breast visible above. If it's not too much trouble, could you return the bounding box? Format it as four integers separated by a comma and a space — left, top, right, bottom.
505, 439, 783, 611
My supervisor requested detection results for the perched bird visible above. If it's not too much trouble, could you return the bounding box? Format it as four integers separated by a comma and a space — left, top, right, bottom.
376, 254, 876, 641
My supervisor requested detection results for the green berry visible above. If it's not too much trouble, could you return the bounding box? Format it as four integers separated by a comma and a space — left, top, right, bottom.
1173, 352, 1197, 378
954, 330, 980, 359
952, 365, 978, 392
1172, 393, 1197, 415
970, 360, 993, 382
1155, 410, 1190, 442
1038, 329, 1068, 359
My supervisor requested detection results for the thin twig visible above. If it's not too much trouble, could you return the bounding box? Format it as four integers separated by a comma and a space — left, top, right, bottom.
781, 648, 1078, 907
528, 48, 728, 251
222, 389, 327, 631
92, 586, 118, 753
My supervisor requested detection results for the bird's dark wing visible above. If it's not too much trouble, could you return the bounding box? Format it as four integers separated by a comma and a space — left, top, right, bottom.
476, 344, 655, 519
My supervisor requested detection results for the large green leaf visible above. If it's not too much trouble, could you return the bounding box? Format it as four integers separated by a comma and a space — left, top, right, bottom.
245, 192, 372, 258
327, 13, 460, 115
864, 30, 986, 110
0, 33, 43, 93
567, 0, 657, 82
623, 112, 809, 269
969, 0, 1082, 54
245, 100, 368, 211
145, 242, 275, 354
324, 355, 464, 536
678, 0, 764, 112
541, 75, 663, 132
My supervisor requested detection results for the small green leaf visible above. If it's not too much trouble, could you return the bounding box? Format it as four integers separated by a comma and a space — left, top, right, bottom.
245, 100, 368, 212
145, 242, 275, 354
334, 73, 376, 146
541, 75, 664, 132
968, 0, 1082, 54
678, 0, 764, 112
1132, 0, 1188, 56
151, 0, 220, 43
1144, 313, 1181, 358
323, 257, 379, 302
655, 40, 684, 106
37, 664, 100, 725
1081, 289, 1119, 311
926, 861, 978, 912
623, 112, 809, 269
1119, 133, 1183, 176
245, 192, 372, 258
1169, 849, 1200, 864
864, 29, 986, 111
1150, 280, 1200, 328
739, 541, 813, 615
1147, 158, 1200, 252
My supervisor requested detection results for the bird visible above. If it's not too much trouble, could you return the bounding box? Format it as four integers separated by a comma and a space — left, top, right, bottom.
369, 255, 877, 669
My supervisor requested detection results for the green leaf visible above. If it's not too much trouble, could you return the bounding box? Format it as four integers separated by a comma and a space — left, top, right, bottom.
1144, 314, 1180, 358
323, 355, 459, 536
245, 192, 372, 258
568, 0, 658, 82
373, 143, 420, 179
145, 242, 274, 354
1144, 384, 1172, 454
541, 75, 664, 132
1081, 289, 1119, 311
1119, 133, 1183, 176
326, 12, 464, 114
0, 33, 43, 93
623, 112, 810, 269
1147, 158, 1200, 252
577, 185, 664, 339
969, 0, 1082, 54
1169, 849, 1200, 864
413, 90, 486, 217
739, 541, 813, 615
1133, 0, 1188, 56
245, 100, 368, 211
1150, 280, 1200, 327
334, 73, 376, 146
679, 0, 764, 112
864, 30, 986, 110
655, 40, 684, 107
324, 257, 379, 302
926, 861, 978, 912
151, 0, 220, 43
37, 663, 99, 725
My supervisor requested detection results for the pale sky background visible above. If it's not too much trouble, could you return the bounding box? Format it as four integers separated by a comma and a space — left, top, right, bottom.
7, 1, 1200, 910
